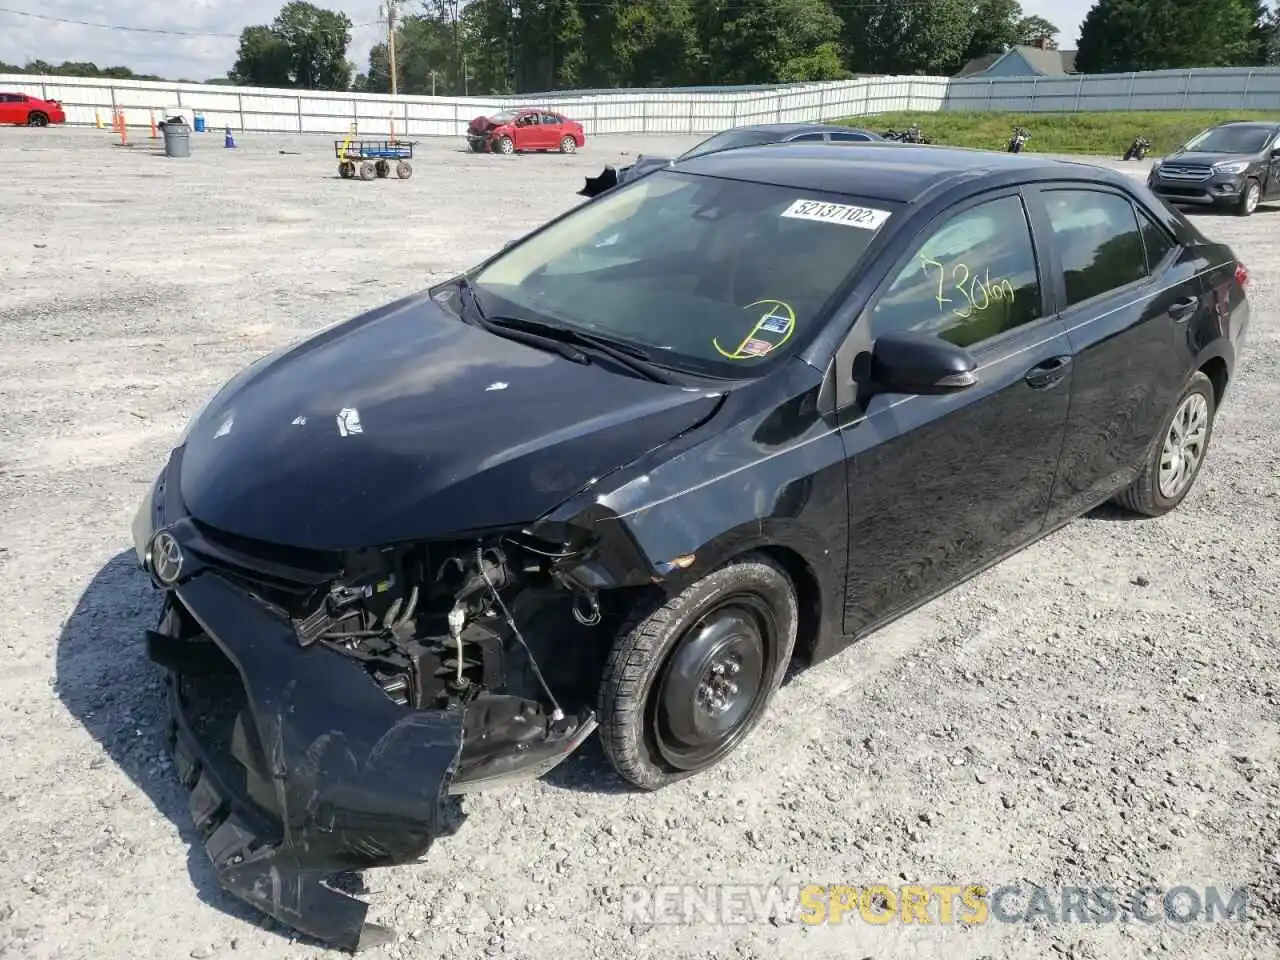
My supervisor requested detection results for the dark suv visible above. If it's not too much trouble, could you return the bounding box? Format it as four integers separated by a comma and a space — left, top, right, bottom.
1147, 120, 1280, 216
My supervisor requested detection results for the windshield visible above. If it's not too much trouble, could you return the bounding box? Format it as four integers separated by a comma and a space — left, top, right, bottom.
679, 129, 793, 160
469, 171, 895, 378
1183, 125, 1272, 154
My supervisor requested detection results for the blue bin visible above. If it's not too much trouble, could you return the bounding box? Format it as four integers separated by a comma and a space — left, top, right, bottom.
193, 114, 206, 133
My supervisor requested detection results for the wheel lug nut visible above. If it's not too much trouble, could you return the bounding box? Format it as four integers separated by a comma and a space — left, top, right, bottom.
726, 682, 738, 695
727, 662, 740, 675
711, 663, 724, 675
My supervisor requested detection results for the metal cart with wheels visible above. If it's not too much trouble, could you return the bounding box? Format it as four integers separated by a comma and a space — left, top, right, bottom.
335, 136, 415, 181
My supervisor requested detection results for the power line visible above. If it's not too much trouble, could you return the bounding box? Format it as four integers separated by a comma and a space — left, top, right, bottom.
0, 6, 379, 39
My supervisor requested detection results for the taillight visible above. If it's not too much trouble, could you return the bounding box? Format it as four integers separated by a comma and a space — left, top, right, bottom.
1235, 262, 1248, 288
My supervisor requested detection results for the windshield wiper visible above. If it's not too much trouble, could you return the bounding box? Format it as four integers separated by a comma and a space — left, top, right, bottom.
457, 279, 673, 384
482, 314, 675, 384
456, 278, 590, 365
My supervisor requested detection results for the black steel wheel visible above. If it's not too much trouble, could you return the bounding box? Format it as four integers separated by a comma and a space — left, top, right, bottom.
598, 553, 798, 790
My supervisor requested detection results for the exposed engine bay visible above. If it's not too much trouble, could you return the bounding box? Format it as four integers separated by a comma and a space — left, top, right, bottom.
294, 533, 604, 712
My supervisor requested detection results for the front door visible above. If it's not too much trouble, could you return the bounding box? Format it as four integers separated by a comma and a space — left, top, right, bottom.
1265, 131, 1280, 199
835, 190, 1074, 635
512, 113, 541, 151
0, 95, 20, 125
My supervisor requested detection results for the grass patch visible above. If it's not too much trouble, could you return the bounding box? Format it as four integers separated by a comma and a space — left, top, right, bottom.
836, 110, 1280, 155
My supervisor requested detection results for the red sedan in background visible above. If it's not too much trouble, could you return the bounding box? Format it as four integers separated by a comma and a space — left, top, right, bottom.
0, 92, 66, 126
466, 107, 585, 155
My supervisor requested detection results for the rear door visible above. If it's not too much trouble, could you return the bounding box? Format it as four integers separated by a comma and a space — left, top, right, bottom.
1027, 183, 1205, 524
0, 95, 20, 125
541, 112, 567, 148
834, 188, 1074, 635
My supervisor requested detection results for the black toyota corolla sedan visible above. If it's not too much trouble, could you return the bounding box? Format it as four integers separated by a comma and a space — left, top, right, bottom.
130, 142, 1250, 950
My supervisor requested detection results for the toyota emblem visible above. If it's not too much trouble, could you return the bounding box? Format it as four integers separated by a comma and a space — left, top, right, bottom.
149, 530, 184, 586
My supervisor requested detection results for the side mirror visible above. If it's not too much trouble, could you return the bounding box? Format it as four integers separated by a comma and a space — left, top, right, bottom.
867, 331, 978, 395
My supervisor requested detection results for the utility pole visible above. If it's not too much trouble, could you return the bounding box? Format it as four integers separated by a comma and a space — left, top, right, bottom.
382, 0, 399, 95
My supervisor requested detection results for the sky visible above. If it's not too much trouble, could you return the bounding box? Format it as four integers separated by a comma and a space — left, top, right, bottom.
0, 0, 1097, 82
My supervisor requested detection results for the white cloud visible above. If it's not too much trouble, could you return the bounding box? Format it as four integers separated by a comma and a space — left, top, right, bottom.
0, 1, 384, 80
0, 0, 1092, 83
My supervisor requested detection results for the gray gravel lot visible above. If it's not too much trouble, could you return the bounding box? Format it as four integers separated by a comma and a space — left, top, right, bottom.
0, 126, 1276, 960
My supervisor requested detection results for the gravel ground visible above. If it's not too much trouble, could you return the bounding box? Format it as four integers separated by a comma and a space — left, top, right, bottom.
0, 126, 1276, 960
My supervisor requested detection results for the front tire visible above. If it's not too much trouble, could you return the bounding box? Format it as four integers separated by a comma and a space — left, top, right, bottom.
1237, 178, 1261, 216
1112, 371, 1216, 517
597, 553, 798, 790
497, 136, 515, 155
559, 135, 577, 154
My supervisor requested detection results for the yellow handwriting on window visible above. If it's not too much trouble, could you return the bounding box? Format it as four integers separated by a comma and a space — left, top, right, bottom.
920, 257, 1015, 319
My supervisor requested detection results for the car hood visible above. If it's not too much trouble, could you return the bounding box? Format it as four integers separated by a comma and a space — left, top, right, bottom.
177, 291, 723, 551
1162, 151, 1256, 166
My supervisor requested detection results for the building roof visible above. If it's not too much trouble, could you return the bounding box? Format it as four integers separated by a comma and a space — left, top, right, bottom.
955, 44, 1078, 77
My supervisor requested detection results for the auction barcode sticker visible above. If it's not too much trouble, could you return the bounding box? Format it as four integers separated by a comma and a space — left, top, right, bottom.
780, 198, 891, 230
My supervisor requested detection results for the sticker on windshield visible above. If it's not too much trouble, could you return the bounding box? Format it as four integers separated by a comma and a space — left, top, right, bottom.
713, 299, 797, 360
780, 198, 890, 230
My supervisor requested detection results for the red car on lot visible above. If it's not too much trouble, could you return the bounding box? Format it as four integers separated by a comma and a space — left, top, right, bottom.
0, 92, 66, 126
466, 108, 585, 155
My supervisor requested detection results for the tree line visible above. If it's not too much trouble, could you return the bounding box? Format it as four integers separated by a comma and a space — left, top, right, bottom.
6, 0, 1280, 94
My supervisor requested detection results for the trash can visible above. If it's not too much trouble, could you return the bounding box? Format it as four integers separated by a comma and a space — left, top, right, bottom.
162, 119, 191, 158
193, 114, 206, 133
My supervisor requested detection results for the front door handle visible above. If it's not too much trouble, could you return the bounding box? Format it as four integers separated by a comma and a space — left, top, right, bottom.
1024, 355, 1073, 389
1168, 296, 1197, 322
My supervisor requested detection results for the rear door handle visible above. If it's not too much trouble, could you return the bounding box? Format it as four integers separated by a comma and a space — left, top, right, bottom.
1168, 296, 1198, 322
1024, 355, 1073, 389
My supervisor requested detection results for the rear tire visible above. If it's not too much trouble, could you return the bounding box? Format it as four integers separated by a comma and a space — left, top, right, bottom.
27, 112, 49, 127
358, 161, 376, 180
597, 553, 798, 791
1112, 371, 1216, 517
395, 160, 412, 179
375, 159, 390, 178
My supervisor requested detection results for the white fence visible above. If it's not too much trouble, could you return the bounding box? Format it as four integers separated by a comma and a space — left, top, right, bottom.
3, 65, 1280, 140
0, 73, 947, 138
944, 66, 1280, 112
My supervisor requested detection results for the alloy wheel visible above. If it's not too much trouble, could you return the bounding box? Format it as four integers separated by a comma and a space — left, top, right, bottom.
1158, 392, 1209, 499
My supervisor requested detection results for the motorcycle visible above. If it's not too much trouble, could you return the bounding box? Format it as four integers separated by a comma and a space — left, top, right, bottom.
882, 124, 930, 144
1007, 126, 1030, 153
1123, 136, 1151, 161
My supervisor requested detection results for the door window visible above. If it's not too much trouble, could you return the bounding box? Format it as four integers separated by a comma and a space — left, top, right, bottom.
1137, 209, 1175, 272
540, 113, 561, 126
788, 132, 827, 141
1041, 189, 1147, 306
870, 194, 1043, 348
829, 131, 871, 141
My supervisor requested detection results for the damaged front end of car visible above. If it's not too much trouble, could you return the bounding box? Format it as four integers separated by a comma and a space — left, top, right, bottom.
131, 447, 643, 951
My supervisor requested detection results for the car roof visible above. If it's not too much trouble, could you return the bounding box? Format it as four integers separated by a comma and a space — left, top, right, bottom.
1210, 120, 1278, 128
672, 142, 1123, 204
